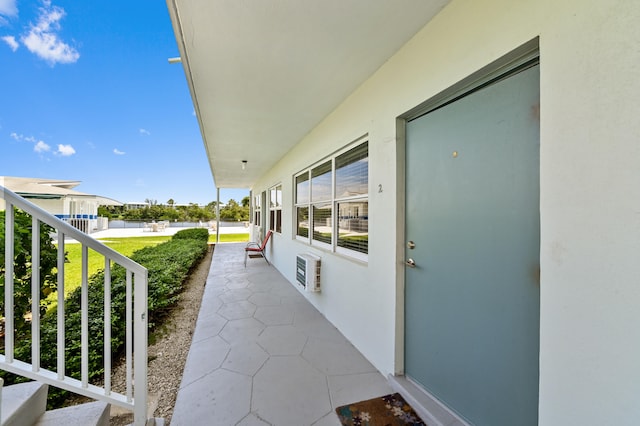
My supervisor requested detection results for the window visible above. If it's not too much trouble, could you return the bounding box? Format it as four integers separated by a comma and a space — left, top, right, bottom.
311, 161, 332, 247
295, 173, 310, 238
253, 194, 261, 226
269, 184, 282, 233
335, 142, 368, 255
294, 140, 368, 259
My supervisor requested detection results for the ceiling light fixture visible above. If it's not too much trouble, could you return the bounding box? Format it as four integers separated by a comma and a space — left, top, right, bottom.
167, 57, 182, 64
242, 160, 247, 170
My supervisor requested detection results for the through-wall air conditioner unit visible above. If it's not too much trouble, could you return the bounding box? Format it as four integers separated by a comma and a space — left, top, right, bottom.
296, 253, 321, 292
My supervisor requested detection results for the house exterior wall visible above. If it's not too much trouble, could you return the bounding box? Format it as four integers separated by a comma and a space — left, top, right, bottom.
24, 198, 100, 233
250, 0, 640, 423
33, 198, 67, 216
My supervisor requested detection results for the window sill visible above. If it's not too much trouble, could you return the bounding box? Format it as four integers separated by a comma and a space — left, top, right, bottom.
293, 237, 368, 265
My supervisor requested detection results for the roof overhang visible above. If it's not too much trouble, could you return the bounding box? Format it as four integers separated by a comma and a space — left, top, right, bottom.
1, 176, 123, 206
166, 0, 450, 189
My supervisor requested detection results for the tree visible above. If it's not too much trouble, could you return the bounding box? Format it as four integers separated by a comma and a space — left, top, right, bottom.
109, 201, 221, 222
219, 199, 249, 221
206, 201, 219, 214
162, 207, 181, 221
98, 205, 125, 219
241, 196, 250, 208
97, 205, 112, 218
122, 207, 144, 220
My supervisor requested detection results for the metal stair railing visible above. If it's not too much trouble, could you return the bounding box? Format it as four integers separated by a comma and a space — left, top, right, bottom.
1, 185, 149, 426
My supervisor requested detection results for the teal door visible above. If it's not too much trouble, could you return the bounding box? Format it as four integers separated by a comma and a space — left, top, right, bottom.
405, 65, 540, 425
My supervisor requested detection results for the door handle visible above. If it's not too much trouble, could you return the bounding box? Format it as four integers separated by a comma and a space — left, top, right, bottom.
405, 258, 416, 268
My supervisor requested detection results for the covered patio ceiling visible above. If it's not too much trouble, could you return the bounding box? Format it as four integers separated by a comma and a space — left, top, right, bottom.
166, 0, 450, 189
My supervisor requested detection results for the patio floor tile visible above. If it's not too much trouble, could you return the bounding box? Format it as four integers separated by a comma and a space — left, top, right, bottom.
222, 341, 269, 376
173, 369, 252, 425
218, 300, 258, 320
254, 305, 295, 326
257, 325, 308, 355
219, 317, 265, 344
252, 357, 331, 425
179, 335, 230, 387
327, 372, 396, 408
302, 338, 377, 376
190, 312, 227, 343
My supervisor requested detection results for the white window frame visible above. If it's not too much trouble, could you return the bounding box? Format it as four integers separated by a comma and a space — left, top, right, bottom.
252, 193, 261, 227
294, 138, 368, 261
269, 184, 282, 234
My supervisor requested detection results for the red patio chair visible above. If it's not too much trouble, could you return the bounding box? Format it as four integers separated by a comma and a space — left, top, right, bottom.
244, 230, 273, 267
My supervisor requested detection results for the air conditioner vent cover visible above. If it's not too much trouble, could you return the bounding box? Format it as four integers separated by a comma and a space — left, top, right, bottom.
296, 253, 321, 292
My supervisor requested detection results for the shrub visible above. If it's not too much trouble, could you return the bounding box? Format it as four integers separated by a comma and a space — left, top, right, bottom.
171, 227, 209, 243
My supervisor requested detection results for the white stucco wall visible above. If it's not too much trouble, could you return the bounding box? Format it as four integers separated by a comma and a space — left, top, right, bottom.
251, 0, 640, 424
32, 198, 66, 216
0, 195, 65, 214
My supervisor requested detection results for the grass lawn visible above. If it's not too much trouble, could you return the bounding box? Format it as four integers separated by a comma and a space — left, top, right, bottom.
48, 232, 249, 307
48, 236, 171, 304
211, 233, 249, 243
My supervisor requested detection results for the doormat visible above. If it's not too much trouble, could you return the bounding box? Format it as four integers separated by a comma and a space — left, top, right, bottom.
248, 254, 264, 258
335, 393, 427, 426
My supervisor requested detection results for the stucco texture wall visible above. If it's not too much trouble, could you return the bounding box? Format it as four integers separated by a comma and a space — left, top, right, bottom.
252, 0, 640, 424
33, 198, 66, 216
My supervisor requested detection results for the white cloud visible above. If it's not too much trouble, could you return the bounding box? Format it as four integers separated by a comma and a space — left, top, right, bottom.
11, 133, 42, 144
56, 143, 75, 156
10, 131, 75, 158
139, 128, 150, 136
1, 35, 18, 51
21, 2, 79, 65
113, 148, 125, 155
34, 140, 50, 152
0, 0, 18, 19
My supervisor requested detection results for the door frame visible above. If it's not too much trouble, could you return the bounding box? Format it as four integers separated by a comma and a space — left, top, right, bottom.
392, 37, 540, 419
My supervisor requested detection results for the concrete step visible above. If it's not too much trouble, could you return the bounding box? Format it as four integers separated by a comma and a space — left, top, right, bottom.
1, 382, 48, 426
34, 401, 110, 426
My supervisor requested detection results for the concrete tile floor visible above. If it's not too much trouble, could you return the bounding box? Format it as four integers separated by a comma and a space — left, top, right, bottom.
171, 243, 393, 426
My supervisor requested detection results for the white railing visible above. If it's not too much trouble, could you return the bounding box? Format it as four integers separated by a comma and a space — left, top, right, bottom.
1, 186, 149, 425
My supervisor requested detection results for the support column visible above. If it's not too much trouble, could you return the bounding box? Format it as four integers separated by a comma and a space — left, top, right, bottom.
216, 188, 220, 244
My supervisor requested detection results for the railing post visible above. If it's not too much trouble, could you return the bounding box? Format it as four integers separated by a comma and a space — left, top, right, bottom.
4, 204, 14, 362
104, 258, 112, 395
133, 269, 149, 426
126, 271, 132, 401
81, 245, 89, 388
31, 217, 41, 372
57, 233, 66, 380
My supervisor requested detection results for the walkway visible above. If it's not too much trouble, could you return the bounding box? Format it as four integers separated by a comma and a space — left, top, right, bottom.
170, 243, 393, 425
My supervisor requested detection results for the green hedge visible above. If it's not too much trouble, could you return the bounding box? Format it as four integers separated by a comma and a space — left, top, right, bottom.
2, 230, 209, 407
171, 227, 209, 242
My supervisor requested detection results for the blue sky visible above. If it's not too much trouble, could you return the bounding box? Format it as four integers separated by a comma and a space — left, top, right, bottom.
0, 0, 248, 205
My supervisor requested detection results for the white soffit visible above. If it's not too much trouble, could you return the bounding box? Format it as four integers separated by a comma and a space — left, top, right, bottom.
167, 0, 450, 188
